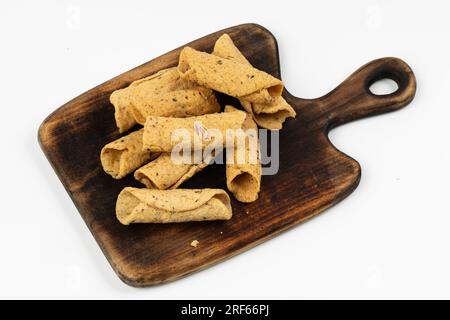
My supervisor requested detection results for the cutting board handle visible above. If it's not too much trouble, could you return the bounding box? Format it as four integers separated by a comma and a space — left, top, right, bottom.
296, 57, 417, 130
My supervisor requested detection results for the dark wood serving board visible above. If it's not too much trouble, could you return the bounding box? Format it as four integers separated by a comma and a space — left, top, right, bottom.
38, 23, 416, 287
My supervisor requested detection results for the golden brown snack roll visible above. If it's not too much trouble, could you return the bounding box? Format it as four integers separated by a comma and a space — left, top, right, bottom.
110, 67, 184, 133
224, 106, 261, 202
134, 153, 210, 190
143, 111, 246, 152
213, 34, 296, 130
116, 187, 232, 224
129, 87, 220, 125
100, 129, 156, 179
110, 67, 220, 133
178, 46, 283, 104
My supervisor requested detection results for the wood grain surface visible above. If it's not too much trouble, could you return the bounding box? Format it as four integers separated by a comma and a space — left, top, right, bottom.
38, 23, 416, 287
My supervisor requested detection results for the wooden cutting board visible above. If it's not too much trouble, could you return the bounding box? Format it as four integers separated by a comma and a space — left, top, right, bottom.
38, 23, 416, 287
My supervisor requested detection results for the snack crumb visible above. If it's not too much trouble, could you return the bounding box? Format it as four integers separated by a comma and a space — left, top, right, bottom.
190, 240, 199, 248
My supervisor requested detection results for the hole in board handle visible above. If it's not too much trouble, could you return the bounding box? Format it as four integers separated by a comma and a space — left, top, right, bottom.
369, 78, 399, 95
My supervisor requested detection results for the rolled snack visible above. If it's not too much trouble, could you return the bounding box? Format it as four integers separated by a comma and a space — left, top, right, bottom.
110, 67, 184, 133
225, 106, 261, 202
240, 99, 296, 130
134, 153, 210, 190
143, 111, 246, 152
213, 34, 296, 130
129, 86, 220, 125
100, 129, 156, 179
178, 46, 283, 104
111, 67, 219, 133
116, 187, 232, 224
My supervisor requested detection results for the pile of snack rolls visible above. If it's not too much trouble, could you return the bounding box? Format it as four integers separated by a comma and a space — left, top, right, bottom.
100, 34, 296, 225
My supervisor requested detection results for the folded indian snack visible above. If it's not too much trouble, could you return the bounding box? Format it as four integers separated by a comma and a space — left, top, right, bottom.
116, 187, 232, 224
224, 106, 261, 202
100, 129, 156, 179
213, 34, 296, 129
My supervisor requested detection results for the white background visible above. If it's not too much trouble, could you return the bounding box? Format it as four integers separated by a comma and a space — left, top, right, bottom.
1, 0, 449, 299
